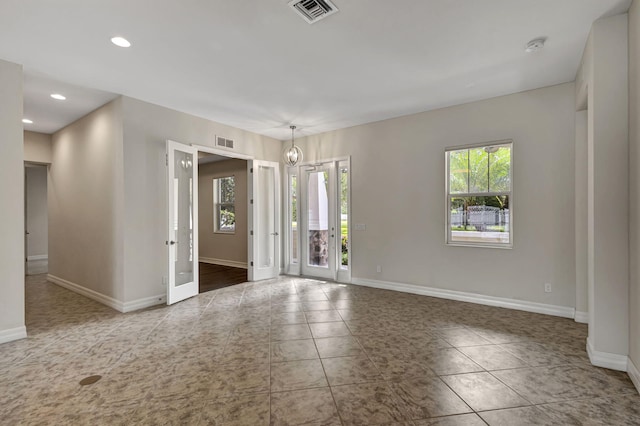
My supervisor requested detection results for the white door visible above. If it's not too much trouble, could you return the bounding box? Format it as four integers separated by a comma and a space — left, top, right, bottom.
301, 164, 335, 280
248, 160, 280, 281
295, 159, 350, 282
167, 140, 199, 304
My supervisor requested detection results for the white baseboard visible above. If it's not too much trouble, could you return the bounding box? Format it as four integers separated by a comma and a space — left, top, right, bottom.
122, 294, 166, 313
586, 337, 629, 371
350, 277, 575, 319
199, 257, 247, 269
27, 255, 48, 261
47, 274, 164, 313
628, 357, 640, 393
0, 326, 27, 344
574, 310, 589, 324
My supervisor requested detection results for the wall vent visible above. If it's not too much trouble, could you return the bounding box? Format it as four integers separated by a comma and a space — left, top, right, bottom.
288, 0, 339, 24
216, 136, 234, 149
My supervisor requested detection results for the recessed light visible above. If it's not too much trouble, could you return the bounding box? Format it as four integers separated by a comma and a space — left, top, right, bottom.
525, 38, 546, 53
51, 93, 66, 100
111, 36, 131, 48
22, 118, 33, 124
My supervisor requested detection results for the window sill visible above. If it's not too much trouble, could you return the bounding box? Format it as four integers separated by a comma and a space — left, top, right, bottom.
214, 231, 236, 235
446, 242, 513, 249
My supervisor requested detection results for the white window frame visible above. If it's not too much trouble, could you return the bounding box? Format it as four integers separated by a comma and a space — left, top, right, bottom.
445, 140, 513, 249
213, 175, 236, 234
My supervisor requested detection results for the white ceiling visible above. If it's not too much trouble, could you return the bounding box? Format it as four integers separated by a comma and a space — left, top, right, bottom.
0, 0, 631, 140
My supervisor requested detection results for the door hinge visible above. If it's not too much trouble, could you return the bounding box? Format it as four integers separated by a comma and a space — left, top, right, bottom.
250, 168, 253, 173
250, 199, 254, 204
250, 230, 254, 236
166, 154, 168, 166
250, 261, 254, 266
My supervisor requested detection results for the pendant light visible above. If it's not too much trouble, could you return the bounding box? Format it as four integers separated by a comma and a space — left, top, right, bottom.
283, 125, 303, 166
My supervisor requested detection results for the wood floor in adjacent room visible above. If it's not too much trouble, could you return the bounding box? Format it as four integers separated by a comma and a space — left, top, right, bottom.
2, 274, 639, 424
198, 262, 248, 293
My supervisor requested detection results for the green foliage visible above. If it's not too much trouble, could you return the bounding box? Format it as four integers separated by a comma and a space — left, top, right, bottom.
341, 234, 348, 266
449, 145, 510, 194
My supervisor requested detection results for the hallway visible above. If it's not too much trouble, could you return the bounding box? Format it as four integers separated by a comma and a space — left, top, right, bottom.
1, 275, 638, 425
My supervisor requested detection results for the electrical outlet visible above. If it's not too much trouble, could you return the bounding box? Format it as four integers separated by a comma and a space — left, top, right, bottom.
544, 283, 552, 293
376, 265, 381, 273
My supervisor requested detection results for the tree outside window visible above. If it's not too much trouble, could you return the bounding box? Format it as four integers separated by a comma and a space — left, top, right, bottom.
214, 176, 235, 233
446, 142, 512, 247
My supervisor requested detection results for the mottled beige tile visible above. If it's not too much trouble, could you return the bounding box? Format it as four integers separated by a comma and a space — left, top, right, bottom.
458, 345, 528, 370
479, 406, 561, 425
414, 413, 486, 426
305, 310, 343, 323
270, 387, 341, 426
332, 382, 410, 425
390, 377, 472, 419
271, 324, 312, 341
309, 322, 351, 338
322, 355, 383, 386
315, 336, 363, 358
199, 392, 270, 425
441, 372, 530, 411
270, 359, 328, 391
271, 339, 319, 362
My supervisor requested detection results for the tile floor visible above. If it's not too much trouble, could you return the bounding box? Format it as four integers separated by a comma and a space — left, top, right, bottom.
1, 274, 639, 425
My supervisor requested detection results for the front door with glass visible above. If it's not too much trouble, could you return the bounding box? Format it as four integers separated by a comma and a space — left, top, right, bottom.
290, 159, 350, 282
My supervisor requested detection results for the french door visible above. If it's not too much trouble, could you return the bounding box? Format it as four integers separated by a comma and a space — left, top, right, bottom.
287, 159, 350, 282
248, 160, 281, 281
166, 140, 199, 305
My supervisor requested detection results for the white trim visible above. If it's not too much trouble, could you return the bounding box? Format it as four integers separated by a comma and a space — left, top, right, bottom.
628, 357, 640, 393
199, 257, 248, 270
0, 326, 27, 344
48, 274, 165, 313
122, 294, 166, 313
192, 143, 254, 161
48, 274, 123, 312
586, 337, 629, 371
27, 255, 48, 261
574, 310, 589, 323
350, 277, 575, 318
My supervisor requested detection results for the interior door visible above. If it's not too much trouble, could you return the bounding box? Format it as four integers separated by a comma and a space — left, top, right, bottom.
301, 164, 336, 280
167, 140, 199, 304
248, 160, 280, 281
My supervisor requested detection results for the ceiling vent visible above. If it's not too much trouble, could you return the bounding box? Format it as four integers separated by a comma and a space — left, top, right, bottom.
216, 135, 234, 149
288, 0, 339, 24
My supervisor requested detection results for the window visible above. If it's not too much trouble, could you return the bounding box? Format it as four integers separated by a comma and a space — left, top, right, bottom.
213, 176, 235, 233
446, 141, 512, 247
289, 173, 298, 264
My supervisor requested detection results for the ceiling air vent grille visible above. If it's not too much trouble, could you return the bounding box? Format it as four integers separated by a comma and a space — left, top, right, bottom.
216, 136, 234, 149
288, 0, 339, 24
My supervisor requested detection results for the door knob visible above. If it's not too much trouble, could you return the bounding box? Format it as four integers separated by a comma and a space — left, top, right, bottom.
166, 240, 176, 245
270, 232, 279, 236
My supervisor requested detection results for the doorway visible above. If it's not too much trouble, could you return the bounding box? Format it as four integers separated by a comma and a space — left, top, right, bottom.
166, 140, 281, 305
24, 163, 48, 276
197, 153, 248, 292
286, 158, 350, 282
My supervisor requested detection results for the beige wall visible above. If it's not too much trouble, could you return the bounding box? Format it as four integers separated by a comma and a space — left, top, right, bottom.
24, 131, 51, 164
629, 0, 640, 375
0, 59, 25, 342
49, 98, 125, 301
120, 96, 281, 303
198, 159, 248, 265
26, 165, 48, 258
292, 82, 576, 308
575, 110, 588, 319
580, 14, 629, 361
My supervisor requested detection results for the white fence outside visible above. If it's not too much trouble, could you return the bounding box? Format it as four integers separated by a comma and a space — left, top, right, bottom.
451, 206, 509, 230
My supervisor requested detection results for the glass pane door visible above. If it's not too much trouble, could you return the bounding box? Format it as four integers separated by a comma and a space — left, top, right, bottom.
249, 160, 280, 281
301, 165, 335, 279
167, 140, 199, 305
